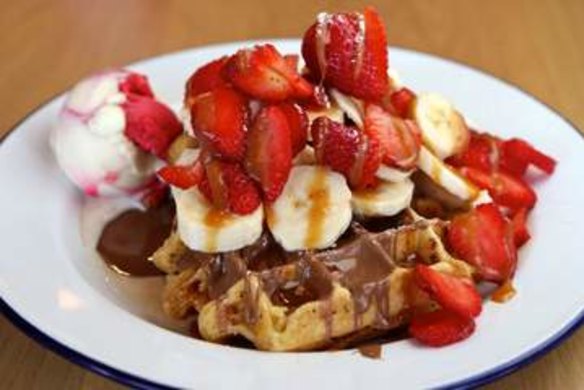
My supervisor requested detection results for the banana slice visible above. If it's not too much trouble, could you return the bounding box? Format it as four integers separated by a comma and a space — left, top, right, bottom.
417, 146, 479, 201
267, 166, 352, 251
329, 88, 364, 129
352, 178, 414, 217
173, 187, 264, 253
293, 145, 316, 165
306, 104, 344, 126
375, 165, 414, 183
471, 190, 493, 207
388, 68, 403, 89
413, 92, 470, 159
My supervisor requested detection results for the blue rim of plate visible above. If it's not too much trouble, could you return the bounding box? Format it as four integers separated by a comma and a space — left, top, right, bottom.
1, 45, 583, 390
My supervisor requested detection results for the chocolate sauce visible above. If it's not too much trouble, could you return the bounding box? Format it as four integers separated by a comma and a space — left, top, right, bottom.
97, 202, 174, 276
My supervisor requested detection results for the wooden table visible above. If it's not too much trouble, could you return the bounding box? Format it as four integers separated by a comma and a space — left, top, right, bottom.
1, 0, 583, 388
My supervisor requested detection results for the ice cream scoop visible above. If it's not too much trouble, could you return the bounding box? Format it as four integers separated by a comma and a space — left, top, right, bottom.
52, 69, 182, 197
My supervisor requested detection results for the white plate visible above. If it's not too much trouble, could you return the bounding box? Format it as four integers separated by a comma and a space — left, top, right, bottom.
1, 40, 583, 389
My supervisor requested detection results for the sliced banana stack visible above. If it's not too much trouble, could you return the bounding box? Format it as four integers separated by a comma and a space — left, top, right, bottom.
352, 178, 414, 217
417, 146, 479, 201
173, 187, 264, 253
413, 92, 470, 159
267, 165, 352, 251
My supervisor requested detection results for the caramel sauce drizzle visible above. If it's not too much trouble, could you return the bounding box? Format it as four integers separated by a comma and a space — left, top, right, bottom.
491, 279, 517, 303
204, 208, 232, 252
305, 168, 330, 248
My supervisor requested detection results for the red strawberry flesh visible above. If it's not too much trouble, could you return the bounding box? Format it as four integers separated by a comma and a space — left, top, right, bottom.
414, 264, 482, 318
245, 105, 293, 202
409, 309, 476, 347
189, 86, 248, 161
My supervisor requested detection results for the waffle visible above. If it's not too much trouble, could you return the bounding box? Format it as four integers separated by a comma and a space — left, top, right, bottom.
154, 211, 475, 351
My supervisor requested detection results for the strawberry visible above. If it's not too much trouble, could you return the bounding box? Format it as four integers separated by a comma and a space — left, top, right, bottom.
123, 95, 183, 160
245, 106, 293, 202
139, 179, 169, 209
458, 166, 537, 211
283, 54, 300, 71
511, 208, 531, 248
409, 309, 476, 347
301, 7, 388, 101
501, 138, 557, 175
278, 102, 308, 156
447, 203, 517, 283
223, 44, 313, 101
446, 131, 495, 173
311, 117, 381, 189
364, 104, 421, 170
119, 72, 154, 98
157, 160, 204, 189
199, 158, 261, 215
185, 56, 229, 104
414, 264, 482, 318
387, 87, 416, 118
189, 86, 248, 161
448, 131, 556, 178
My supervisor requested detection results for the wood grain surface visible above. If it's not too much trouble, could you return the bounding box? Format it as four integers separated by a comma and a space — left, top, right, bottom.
1, 0, 583, 389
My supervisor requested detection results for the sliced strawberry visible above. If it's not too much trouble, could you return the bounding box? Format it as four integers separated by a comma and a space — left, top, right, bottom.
245, 106, 293, 202
123, 95, 183, 160
446, 131, 496, 173
157, 160, 204, 190
364, 104, 421, 170
409, 309, 476, 347
139, 179, 169, 209
299, 84, 330, 111
185, 56, 229, 104
501, 138, 557, 175
301, 7, 388, 101
511, 208, 531, 248
414, 265, 482, 318
458, 166, 537, 211
189, 86, 248, 161
448, 131, 556, 179
278, 102, 308, 156
388, 87, 416, 118
283, 54, 300, 71
311, 117, 381, 189
224, 44, 313, 101
199, 158, 261, 215
119, 72, 154, 98
447, 203, 517, 283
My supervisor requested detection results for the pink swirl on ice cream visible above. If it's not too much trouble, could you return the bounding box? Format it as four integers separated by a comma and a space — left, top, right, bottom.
52, 70, 182, 197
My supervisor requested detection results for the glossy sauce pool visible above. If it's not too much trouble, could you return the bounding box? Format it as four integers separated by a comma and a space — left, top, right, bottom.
96, 201, 174, 276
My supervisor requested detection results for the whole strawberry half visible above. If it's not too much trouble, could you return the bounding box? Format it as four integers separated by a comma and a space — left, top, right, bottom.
198, 158, 261, 215
189, 86, 248, 161
223, 44, 313, 102
245, 105, 293, 202
311, 116, 381, 189
302, 7, 388, 101
123, 94, 183, 160
447, 203, 517, 283
364, 104, 421, 170
185, 56, 229, 104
